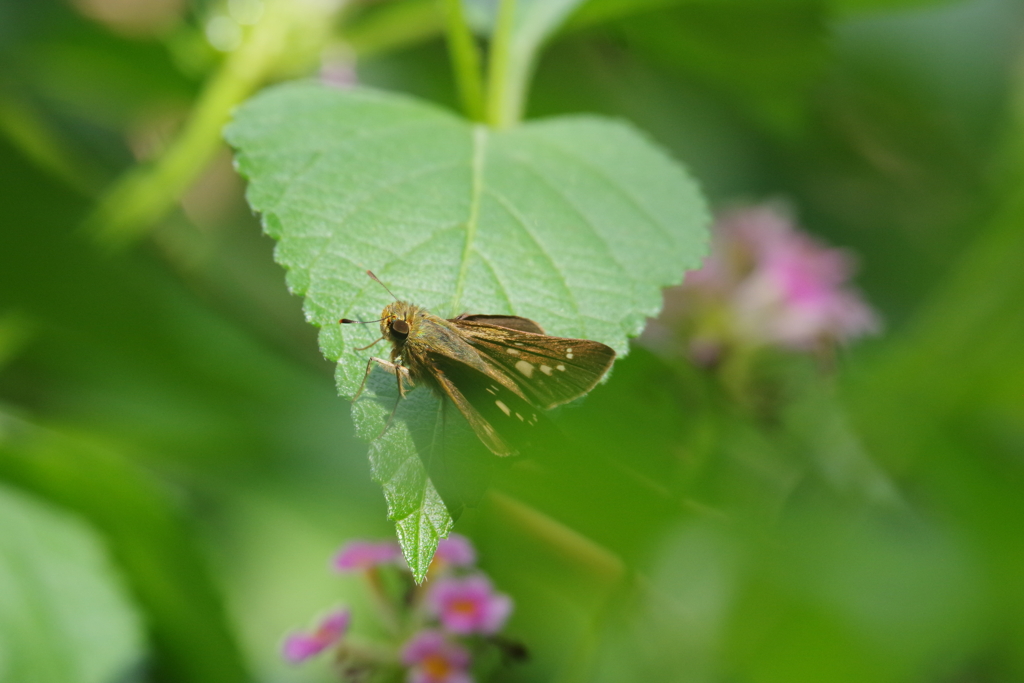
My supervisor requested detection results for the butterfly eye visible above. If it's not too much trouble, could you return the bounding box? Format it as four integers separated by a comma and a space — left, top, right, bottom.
392, 319, 410, 338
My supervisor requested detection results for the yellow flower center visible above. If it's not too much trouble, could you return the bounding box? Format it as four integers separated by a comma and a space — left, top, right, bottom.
422, 653, 451, 678
450, 598, 477, 616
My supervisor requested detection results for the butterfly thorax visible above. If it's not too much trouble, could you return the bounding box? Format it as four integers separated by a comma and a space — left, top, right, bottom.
380, 302, 492, 383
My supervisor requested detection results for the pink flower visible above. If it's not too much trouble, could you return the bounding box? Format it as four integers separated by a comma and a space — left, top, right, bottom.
402, 630, 472, 683
282, 609, 350, 663
427, 575, 512, 635
732, 227, 879, 348
334, 539, 402, 572
432, 534, 476, 569
649, 202, 879, 358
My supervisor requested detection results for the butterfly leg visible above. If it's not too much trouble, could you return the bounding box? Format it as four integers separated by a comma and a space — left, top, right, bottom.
349, 357, 412, 440
377, 361, 412, 439
351, 357, 412, 401
354, 336, 384, 352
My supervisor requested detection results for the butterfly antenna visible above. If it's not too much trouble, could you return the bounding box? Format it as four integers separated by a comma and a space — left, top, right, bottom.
366, 270, 400, 301
339, 317, 383, 324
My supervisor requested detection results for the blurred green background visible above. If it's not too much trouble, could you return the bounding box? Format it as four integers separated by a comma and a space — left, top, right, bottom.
1, 0, 1023, 681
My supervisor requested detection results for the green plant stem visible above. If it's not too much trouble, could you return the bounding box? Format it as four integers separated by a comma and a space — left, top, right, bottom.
441, 0, 485, 121
487, 490, 625, 585
86, 3, 326, 248
362, 567, 403, 636
485, 0, 519, 129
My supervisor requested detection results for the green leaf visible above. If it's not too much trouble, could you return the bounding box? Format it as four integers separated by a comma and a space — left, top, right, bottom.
610, 2, 831, 136
0, 312, 33, 373
566, 0, 958, 28
0, 418, 251, 683
0, 483, 145, 683
226, 81, 708, 579
354, 369, 495, 579
828, 0, 957, 13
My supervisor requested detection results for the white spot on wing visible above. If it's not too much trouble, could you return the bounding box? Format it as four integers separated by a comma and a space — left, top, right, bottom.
495, 400, 511, 416
516, 413, 524, 421
540, 365, 553, 376
565, 347, 574, 359
515, 360, 534, 378
508, 348, 520, 355
557, 364, 566, 371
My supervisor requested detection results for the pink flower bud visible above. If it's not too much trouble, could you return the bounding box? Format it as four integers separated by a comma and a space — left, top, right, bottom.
282, 609, 350, 663
333, 539, 402, 572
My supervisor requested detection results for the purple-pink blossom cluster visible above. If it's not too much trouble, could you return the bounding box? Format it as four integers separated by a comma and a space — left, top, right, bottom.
646, 202, 879, 364
282, 533, 518, 682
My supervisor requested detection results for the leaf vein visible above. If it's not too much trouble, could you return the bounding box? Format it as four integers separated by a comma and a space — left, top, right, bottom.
474, 252, 516, 313
261, 119, 447, 214
505, 140, 675, 245
495, 152, 634, 285
449, 126, 488, 316
483, 188, 585, 333
293, 160, 464, 289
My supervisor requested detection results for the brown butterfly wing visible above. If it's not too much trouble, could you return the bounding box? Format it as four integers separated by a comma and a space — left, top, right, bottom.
452, 314, 545, 334
430, 355, 562, 457
431, 368, 517, 456
450, 320, 616, 410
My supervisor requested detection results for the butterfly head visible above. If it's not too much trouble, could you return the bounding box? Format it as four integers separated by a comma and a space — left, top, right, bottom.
380, 301, 421, 345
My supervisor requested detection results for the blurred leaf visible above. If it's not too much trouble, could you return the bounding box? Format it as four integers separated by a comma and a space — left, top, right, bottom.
0, 93, 101, 194
227, 81, 709, 578
589, 501, 985, 683
794, 0, 1015, 320
24, 22, 195, 128
0, 482, 145, 683
567, 0, 958, 28
829, 0, 957, 13
491, 348, 709, 561
614, 1, 831, 136
566, 0, 693, 29
727, 507, 985, 683
846, 169, 1024, 475
589, 522, 741, 683
0, 417, 250, 683
0, 313, 33, 373
776, 358, 903, 509
0, 128, 371, 509
833, 73, 1024, 669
